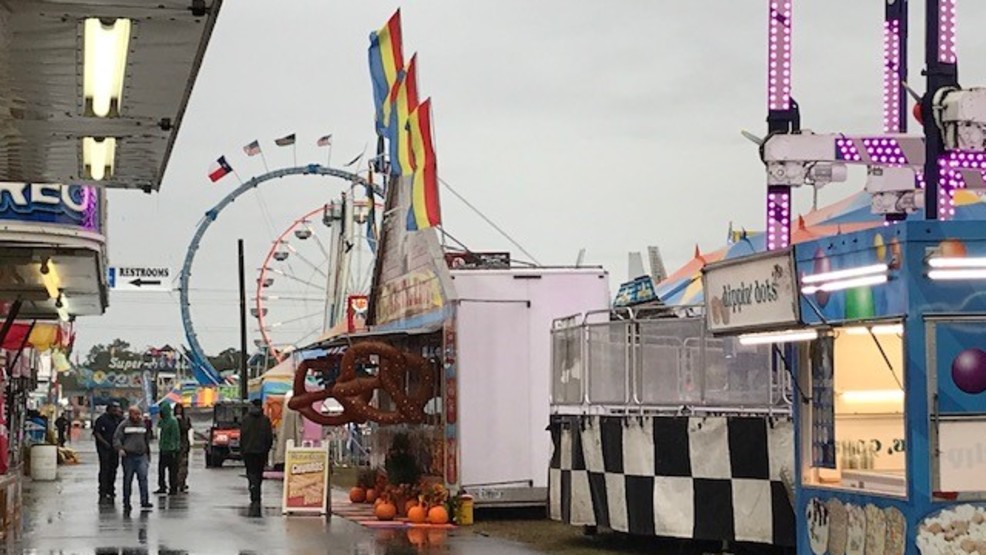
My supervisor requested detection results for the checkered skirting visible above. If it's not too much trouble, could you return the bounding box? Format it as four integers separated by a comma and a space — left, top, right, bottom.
548, 415, 795, 547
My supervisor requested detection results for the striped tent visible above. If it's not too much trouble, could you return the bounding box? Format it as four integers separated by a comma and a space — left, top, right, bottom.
655, 189, 986, 307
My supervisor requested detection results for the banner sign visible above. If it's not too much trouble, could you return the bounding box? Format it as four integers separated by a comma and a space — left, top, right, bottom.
346, 295, 368, 333
282, 442, 330, 514
0, 183, 101, 232
702, 250, 800, 334
444, 251, 510, 270
614, 275, 658, 307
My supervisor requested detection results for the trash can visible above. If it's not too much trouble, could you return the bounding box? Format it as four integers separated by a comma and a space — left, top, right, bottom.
30, 445, 57, 481
457, 494, 474, 526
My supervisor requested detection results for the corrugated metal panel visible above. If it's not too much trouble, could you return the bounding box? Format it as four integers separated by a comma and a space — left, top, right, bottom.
0, 0, 222, 190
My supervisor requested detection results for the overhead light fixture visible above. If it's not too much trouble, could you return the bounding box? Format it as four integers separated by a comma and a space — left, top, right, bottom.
929, 269, 986, 280
843, 323, 904, 335
839, 389, 905, 404
739, 329, 819, 345
928, 257, 986, 268
83, 18, 132, 117
83, 137, 117, 180
39, 260, 60, 300
56, 296, 70, 322
801, 264, 889, 294
802, 264, 888, 284
802, 274, 888, 294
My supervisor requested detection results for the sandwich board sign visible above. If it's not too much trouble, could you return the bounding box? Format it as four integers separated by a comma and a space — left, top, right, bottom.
107, 266, 172, 292
282, 440, 330, 515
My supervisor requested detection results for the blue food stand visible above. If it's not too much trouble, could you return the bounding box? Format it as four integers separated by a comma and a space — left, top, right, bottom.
784, 220, 986, 555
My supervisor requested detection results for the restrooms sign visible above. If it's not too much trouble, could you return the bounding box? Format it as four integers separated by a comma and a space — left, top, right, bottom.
702, 250, 800, 334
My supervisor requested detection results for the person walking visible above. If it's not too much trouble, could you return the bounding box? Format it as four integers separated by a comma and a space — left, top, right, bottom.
54, 412, 70, 447
239, 399, 273, 505
155, 403, 180, 495
114, 406, 153, 512
93, 402, 123, 503
173, 403, 192, 493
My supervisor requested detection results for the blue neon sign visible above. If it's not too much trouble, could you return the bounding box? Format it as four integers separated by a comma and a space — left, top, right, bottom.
0, 183, 101, 232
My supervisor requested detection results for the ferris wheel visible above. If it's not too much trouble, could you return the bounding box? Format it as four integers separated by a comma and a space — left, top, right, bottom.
253, 193, 380, 362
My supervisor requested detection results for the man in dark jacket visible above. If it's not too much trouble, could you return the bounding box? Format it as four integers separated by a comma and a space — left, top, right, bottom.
93, 402, 123, 503
239, 399, 273, 505
155, 403, 180, 495
54, 412, 70, 447
114, 406, 153, 512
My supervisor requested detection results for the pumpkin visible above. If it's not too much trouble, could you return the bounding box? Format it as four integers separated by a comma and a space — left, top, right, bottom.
375, 501, 397, 521
407, 505, 427, 524
365, 489, 378, 504
405, 499, 419, 515
349, 487, 366, 503
427, 505, 449, 525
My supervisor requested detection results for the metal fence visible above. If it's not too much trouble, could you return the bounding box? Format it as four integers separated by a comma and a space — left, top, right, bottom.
551, 312, 790, 413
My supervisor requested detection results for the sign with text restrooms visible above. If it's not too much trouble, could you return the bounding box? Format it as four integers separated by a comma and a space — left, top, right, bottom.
281, 441, 330, 515
702, 250, 800, 334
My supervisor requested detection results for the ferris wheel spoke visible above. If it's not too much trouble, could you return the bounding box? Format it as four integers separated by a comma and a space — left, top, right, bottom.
267, 268, 324, 289
284, 244, 328, 279
304, 223, 331, 259
263, 311, 325, 329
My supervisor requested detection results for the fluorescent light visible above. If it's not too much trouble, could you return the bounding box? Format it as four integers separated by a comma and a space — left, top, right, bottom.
83, 137, 116, 180
56, 300, 70, 322
928, 257, 986, 268
928, 269, 986, 280
844, 324, 904, 336
40, 261, 60, 300
802, 264, 888, 284
739, 329, 818, 345
802, 274, 887, 294
839, 389, 904, 403
83, 18, 131, 117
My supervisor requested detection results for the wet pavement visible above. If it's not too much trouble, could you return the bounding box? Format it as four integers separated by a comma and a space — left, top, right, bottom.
12, 440, 542, 555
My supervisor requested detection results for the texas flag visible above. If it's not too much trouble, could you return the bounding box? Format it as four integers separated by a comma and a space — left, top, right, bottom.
208, 156, 233, 182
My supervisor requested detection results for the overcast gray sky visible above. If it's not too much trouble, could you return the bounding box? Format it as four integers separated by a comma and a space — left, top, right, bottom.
75, 1, 986, 357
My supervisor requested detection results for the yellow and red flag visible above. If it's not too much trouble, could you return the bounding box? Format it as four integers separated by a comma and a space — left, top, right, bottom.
406, 98, 442, 230
386, 54, 419, 175
368, 10, 404, 137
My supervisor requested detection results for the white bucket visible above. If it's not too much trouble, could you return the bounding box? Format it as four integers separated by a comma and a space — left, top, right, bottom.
30, 445, 57, 481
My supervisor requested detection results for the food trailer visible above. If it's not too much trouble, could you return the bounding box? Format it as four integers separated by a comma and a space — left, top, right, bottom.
707, 220, 986, 554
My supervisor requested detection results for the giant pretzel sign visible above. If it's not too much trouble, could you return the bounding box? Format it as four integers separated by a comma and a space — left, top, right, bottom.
287, 341, 436, 426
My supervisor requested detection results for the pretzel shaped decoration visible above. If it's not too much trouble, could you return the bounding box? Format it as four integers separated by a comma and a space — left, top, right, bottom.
286, 341, 438, 426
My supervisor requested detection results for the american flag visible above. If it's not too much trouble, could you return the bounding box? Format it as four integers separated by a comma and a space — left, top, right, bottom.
316, 134, 333, 147
242, 140, 261, 157
274, 133, 296, 147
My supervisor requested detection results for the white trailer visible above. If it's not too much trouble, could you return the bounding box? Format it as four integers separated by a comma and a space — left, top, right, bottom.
450, 267, 610, 507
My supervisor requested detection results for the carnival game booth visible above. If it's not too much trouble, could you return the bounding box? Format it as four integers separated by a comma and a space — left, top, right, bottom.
549, 277, 795, 548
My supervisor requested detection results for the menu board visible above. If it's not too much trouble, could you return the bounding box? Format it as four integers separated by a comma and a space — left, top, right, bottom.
811, 336, 836, 469
282, 442, 330, 514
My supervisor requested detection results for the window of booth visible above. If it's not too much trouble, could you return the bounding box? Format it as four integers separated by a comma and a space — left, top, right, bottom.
801, 323, 906, 497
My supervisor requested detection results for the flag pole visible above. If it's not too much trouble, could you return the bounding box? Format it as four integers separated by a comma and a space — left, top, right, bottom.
231, 169, 245, 186
328, 143, 333, 168
259, 150, 270, 174
293, 142, 297, 167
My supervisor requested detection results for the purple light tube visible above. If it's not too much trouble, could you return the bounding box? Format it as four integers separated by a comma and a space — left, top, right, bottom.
939, 0, 957, 64
766, 185, 791, 250
767, 0, 793, 111
883, 19, 902, 133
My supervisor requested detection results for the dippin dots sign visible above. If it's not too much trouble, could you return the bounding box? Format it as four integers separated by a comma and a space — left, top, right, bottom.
704, 252, 799, 333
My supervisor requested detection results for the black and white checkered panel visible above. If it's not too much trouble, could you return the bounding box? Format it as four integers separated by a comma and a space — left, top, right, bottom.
548, 415, 795, 547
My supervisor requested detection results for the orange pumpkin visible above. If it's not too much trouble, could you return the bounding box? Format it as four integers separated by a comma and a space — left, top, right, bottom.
405, 499, 419, 515
365, 489, 378, 504
407, 505, 427, 524
427, 505, 449, 525
349, 487, 366, 503
375, 501, 397, 521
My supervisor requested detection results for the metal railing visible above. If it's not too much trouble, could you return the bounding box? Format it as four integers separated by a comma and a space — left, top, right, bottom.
551, 311, 791, 415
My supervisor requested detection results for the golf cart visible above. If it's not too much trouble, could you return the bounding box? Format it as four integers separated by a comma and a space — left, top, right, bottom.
204, 400, 250, 468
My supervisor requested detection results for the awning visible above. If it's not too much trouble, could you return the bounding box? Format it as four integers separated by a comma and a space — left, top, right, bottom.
0, 1, 223, 191
298, 323, 442, 352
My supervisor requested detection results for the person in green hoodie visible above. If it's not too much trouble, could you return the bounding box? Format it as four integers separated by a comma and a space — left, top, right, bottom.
155, 403, 180, 495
